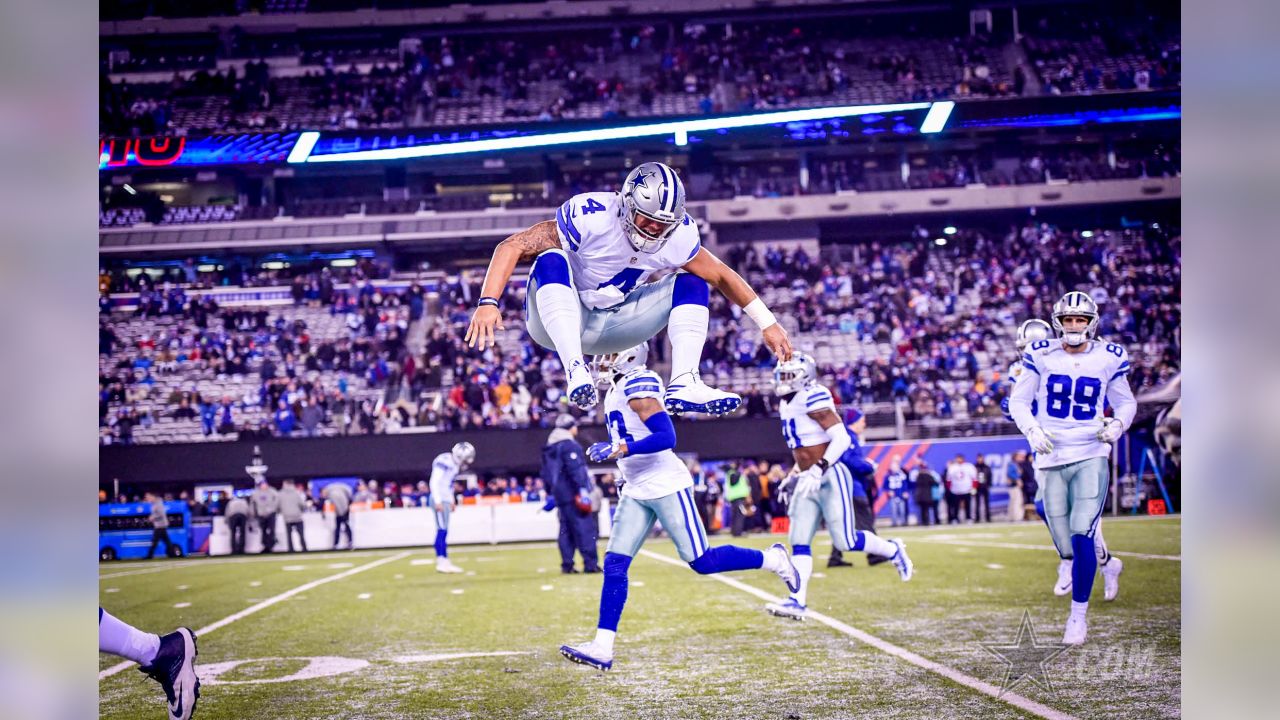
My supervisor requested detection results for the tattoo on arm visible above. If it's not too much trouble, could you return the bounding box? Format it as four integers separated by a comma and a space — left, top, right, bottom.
502, 221, 561, 262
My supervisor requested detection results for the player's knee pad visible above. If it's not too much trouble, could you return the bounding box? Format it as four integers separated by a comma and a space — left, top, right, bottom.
603, 551, 632, 579
672, 272, 709, 307
530, 249, 572, 287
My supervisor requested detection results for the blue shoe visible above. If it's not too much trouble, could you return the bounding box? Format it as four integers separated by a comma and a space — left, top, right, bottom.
765, 598, 808, 621
766, 542, 800, 594
664, 373, 741, 416
138, 627, 200, 720
560, 640, 613, 671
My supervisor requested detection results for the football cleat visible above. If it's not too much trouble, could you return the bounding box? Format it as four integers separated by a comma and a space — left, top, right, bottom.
435, 558, 464, 574
664, 373, 741, 416
765, 598, 808, 621
1063, 614, 1088, 645
137, 627, 200, 720
1053, 559, 1073, 596
567, 359, 598, 410
888, 539, 914, 582
1102, 556, 1124, 601
765, 542, 801, 594
559, 640, 613, 671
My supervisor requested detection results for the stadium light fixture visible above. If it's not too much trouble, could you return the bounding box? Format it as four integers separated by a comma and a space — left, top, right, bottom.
934, 237, 947, 246
122, 184, 137, 195
919, 101, 955, 134
1081, 230, 1095, 238
943, 226, 957, 235
293, 101, 942, 164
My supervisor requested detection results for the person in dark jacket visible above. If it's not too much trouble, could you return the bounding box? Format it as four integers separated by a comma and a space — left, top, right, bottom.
912, 460, 941, 526
829, 409, 892, 567
541, 414, 600, 573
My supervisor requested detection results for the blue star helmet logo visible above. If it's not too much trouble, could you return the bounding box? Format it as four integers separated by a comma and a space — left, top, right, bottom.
630, 169, 655, 191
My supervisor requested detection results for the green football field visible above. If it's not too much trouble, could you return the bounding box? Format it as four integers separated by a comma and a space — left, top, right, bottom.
99, 516, 1180, 720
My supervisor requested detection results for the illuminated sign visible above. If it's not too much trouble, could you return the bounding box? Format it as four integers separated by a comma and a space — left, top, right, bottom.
99, 133, 302, 169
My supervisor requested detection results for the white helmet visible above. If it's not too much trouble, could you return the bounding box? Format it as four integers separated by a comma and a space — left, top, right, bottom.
593, 343, 649, 382
1015, 318, 1053, 350
620, 162, 686, 254
451, 441, 475, 467
1051, 291, 1100, 346
773, 352, 818, 396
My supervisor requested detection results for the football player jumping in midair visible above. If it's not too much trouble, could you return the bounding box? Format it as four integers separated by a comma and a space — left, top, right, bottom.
558, 343, 800, 671
765, 353, 913, 622
1008, 292, 1137, 644
1003, 318, 1123, 602
429, 442, 475, 574
465, 161, 792, 415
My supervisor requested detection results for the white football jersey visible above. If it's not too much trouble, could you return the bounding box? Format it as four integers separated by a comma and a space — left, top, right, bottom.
429, 452, 459, 506
779, 382, 838, 450
1011, 338, 1137, 469
603, 369, 692, 500
554, 192, 702, 309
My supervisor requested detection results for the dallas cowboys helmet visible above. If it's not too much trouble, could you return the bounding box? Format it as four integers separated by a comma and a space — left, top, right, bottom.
620, 162, 686, 254
592, 342, 650, 382
451, 441, 476, 467
1015, 318, 1053, 350
1051, 291, 1100, 346
773, 352, 818, 397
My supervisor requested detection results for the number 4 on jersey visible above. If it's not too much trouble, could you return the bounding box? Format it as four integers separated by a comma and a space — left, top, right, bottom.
581, 198, 607, 215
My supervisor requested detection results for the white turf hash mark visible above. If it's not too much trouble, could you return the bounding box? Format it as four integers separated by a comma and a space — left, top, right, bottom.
540, 585, 554, 591
637, 549, 1082, 720
173, 602, 192, 608
99, 550, 415, 681
451, 589, 465, 595
357, 593, 372, 600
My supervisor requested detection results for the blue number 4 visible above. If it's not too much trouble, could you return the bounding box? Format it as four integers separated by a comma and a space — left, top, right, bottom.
598, 268, 644, 294
581, 198, 607, 215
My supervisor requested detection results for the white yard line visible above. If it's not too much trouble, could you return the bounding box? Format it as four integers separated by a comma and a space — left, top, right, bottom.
99, 550, 415, 680
638, 549, 1081, 720
912, 538, 1181, 561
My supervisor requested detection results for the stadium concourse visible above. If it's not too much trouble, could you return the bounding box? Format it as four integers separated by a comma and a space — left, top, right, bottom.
99, 1, 1181, 718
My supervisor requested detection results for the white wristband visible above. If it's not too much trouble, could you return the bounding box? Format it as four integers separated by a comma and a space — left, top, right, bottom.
743, 298, 777, 329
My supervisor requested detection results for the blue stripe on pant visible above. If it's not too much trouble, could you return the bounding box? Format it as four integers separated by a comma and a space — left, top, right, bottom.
607, 489, 708, 562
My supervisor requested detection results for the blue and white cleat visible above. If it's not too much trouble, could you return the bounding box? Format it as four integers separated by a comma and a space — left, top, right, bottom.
559, 640, 613, 671
138, 627, 200, 720
765, 598, 808, 621
664, 372, 741, 416
566, 359, 598, 410
889, 539, 914, 582
765, 542, 800, 594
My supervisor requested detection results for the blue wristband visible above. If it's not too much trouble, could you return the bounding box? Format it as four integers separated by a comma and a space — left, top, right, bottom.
477, 297, 499, 308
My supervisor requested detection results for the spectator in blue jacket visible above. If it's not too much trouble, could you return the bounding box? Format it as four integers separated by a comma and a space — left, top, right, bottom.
541, 414, 600, 574
884, 455, 912, 526
274, 399, 296, 436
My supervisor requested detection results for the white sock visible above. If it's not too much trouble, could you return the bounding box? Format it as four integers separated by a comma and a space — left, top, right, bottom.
99, 609, 160, 666
790, 553, 813, 606
667, 304, 709, 383
760, 547, 784, 573
860, 532, 899, 558
1070, 600, 1089, 618
593, 628, 616, 654
535, 283, 584, 374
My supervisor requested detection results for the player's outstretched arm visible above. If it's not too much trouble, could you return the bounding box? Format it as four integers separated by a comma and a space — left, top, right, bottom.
682, 247, 792, 360
465, 220, 561, 350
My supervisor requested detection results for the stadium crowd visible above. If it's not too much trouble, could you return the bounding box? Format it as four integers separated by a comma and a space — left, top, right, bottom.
99, 217, 1180, 445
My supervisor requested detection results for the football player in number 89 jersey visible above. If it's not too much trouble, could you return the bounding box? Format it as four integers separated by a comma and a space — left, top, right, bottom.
1008, 292, 1137, 644
1004, 318, 1123, 602
464, 161, 793, 416
765, 352, 913, 622
558, 342, 801, 672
